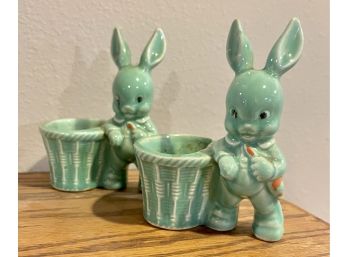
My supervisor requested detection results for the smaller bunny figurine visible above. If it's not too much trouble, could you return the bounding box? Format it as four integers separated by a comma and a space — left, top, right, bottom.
98, 28, 166, 190
206, 18, 303, 241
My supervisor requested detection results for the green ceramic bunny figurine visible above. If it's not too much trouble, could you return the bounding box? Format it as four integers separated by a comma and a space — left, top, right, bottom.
205, 18, 303, 241
98, 28, 166, 190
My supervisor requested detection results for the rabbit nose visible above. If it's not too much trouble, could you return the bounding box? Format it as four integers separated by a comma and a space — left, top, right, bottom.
122, 105, 136, 114
238, 124, 257, 135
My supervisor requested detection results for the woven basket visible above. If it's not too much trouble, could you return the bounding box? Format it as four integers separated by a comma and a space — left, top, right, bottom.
39, 119, 106, 191
134, 134, 217, 230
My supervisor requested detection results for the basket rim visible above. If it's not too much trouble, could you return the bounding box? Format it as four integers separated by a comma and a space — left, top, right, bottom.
134, 134, 214, 167
39, 118, 105, 141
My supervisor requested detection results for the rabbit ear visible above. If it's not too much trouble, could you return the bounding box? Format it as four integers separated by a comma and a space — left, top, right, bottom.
111, 28, 131, 69
139, 28, 166, 71
226, 19, 254, 74
264, 18, 304, 77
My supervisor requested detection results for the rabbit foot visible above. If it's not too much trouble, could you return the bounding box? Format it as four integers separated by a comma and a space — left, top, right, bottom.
101, 180, 126, 190
252, 203, 284, 242
252, 221, 283, 242
205, 206, 238, 231
99, 173, 127, 190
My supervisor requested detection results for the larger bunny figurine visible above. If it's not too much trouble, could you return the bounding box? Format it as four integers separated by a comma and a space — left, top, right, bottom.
205, 18, 303, 241
98, 28, 166, 190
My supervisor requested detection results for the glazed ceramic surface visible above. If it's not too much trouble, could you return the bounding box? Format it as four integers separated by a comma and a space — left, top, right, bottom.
134, 134, 218, 230
40, 119, 107, 191
99, 28, 166, 190
205, 18, 304, 242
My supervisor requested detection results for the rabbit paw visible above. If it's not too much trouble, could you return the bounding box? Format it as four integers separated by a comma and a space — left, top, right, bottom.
131, 130, 146, 141
109, 130, 124, 146
127, 123, 146, 142
251, 157, 275, 182
219, 156, 238, 181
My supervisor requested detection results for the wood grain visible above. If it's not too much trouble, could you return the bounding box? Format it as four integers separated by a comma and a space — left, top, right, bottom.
19, 171, 329, 257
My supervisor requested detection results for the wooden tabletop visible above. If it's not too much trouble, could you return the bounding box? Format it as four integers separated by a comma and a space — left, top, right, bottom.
19, 171, 329, 257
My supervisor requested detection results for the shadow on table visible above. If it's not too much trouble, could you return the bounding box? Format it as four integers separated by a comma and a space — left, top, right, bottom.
190, 220, 254, 238
92, 191, 145, 225
143, 220, 254, 238
92, 191, 254, 240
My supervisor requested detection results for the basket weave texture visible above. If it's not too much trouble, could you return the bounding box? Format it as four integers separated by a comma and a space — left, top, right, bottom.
136, 147, 217, 229
40, 119, 106, 191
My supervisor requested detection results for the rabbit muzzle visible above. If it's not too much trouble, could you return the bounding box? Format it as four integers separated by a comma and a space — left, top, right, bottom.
238, 124, 258, 142
122, 105, 136, 114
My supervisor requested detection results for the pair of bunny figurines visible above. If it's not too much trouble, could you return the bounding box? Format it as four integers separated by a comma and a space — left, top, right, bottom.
102, 18, 303, 242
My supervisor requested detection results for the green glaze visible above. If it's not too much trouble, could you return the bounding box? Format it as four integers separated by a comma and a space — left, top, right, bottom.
99, 28, 166, 190
205, 18, 304, 241
40, 119, 107, 191
134, 135, 218, 230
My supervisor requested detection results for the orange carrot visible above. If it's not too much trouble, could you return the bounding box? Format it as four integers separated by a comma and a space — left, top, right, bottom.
272, 177, 283, 190
246, 146, 255, 156
127, 122, 135, 130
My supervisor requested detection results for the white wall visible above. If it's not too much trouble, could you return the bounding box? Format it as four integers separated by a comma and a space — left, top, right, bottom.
19, 0, 329, 221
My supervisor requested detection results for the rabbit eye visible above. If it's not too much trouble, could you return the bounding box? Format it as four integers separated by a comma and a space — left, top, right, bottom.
137, 96, 143, 103
259, 111, 270, 119
231, 109, 238, 118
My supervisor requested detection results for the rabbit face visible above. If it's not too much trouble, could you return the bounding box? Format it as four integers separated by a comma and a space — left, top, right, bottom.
110, 28, 166, 121
225, 18, 303, 145
225, 70, 283, 145
112, 67, 153, 120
